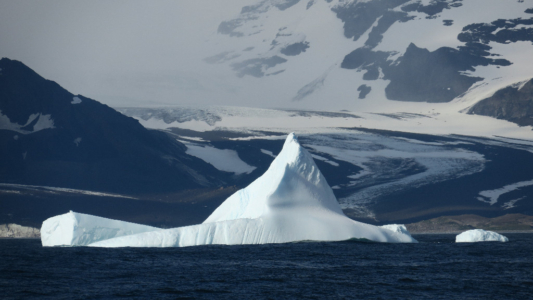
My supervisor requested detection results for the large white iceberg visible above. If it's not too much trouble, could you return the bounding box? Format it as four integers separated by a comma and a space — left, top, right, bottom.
41, 211, 159, 246
42, 133, 417, 247
455, 229, 509, 243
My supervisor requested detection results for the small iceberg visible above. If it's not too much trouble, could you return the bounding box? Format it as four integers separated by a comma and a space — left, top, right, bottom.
41, 133, 417, 247
455, 229, 509, 243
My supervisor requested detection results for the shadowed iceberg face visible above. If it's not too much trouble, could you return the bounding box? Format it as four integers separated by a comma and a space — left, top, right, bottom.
204, 133, 345, 223
42, 134, 418, 247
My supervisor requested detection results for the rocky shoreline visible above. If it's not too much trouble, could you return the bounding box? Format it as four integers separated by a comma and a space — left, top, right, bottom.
0, 224, 40, 238
405, 214, 533, 234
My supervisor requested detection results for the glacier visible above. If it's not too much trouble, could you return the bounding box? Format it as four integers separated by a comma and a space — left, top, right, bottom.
42, 133, 417, 247
455, 229, 509, 243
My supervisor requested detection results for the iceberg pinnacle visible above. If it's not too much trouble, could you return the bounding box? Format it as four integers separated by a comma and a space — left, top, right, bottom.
42, 133, 417, 247
203, 132, 344, 223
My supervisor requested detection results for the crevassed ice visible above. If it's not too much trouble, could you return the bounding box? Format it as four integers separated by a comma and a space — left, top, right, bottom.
42, 133, 417, 247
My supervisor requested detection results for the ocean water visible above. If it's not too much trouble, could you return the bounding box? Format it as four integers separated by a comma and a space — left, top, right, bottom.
1, 234, 533, 299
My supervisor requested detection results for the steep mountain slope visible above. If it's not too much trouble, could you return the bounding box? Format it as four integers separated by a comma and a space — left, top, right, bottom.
406, 213, 533, 233
469, 79, 533, 126
197, 0, 533, 123
0, 58, 249, 228
0, 58, 230, 194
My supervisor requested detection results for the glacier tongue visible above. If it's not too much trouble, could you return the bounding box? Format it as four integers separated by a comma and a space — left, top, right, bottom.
43, 133, 417, 247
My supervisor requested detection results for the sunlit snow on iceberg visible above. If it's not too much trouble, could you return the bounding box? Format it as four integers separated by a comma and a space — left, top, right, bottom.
455, 229, 509, 243
41, 133, 417, 247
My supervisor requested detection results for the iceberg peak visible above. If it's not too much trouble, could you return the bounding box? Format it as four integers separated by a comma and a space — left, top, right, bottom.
42, 133, 418, 247
203, 132, 343, 223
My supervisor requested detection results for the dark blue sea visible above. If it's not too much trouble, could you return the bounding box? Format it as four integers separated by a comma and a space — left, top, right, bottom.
1, 234, 533, 299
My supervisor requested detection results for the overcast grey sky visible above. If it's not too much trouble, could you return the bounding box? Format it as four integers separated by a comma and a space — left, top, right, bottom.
0, 0, 256, 107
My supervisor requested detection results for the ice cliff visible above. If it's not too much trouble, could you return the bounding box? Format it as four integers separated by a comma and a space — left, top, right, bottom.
455, 229, 509, 243
41, 211, 159, 246
42, 133, 417, 247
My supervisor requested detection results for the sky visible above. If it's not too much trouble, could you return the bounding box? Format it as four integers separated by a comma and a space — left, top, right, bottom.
0, 0, 254, 107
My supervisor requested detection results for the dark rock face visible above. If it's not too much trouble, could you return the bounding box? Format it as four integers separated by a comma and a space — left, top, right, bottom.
405, 213, 533, 234
231, 56, 287, 77
217, 20, 245, 37
365, 11, 414, 48
280, 42, 310, 56
357, 85, 372, 99
335, 1, 526, 103
342, 43, 510, 102
273, 0, 300, 11
401, 0, 463, 17
0, 58, 229, 195
459, 18, 533, 45
469, 79, 533, 126
384, 43, 509, 103
332, 0, 410, 41
341, 47, 389, 76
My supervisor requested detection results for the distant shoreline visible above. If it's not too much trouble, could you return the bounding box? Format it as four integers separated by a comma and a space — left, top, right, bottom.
0, 237, 40, 240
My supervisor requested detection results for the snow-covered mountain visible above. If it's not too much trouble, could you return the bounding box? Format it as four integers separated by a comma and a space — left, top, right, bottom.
111, 1, 533, 225
3, 0, 533, 230
194, 0, 533, 126
117, 105, 533, 225
0, 58, 233, 193
0, 58, 241, 228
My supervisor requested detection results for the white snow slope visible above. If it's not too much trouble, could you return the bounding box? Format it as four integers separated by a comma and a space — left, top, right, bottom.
42, 133, 417, 247
455, 229, 509, 243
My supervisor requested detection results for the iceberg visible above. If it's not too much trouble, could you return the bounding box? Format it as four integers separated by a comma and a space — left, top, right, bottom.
455, 229, 509, 243
42, 133, 417, 247
41, 211, 159, 246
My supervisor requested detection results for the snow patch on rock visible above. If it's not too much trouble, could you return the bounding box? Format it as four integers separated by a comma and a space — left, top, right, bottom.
71, 96, 82, 104
185, 143, 256, 174
0, 111, 55, 134
477, 179, 533, 205
260, 149, 276, 158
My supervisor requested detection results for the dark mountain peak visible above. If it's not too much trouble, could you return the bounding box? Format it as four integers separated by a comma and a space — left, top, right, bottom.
469, 78, 533, 126
0, 58, 231, 195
